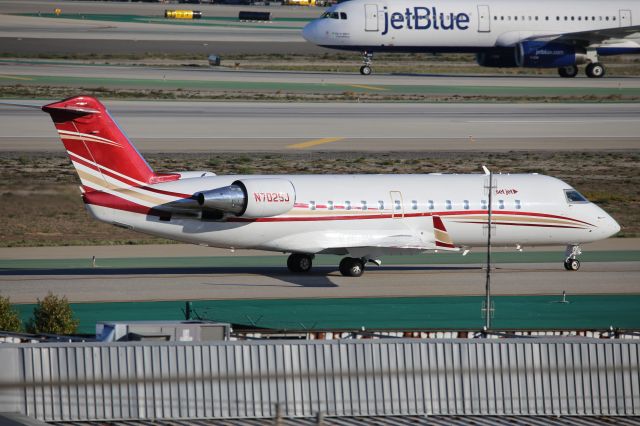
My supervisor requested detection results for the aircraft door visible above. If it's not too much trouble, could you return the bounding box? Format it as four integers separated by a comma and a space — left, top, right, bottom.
477, 5, 491, 32
620, 10, 632, 27
390, 191, 404, 218
365, 4, 379, 32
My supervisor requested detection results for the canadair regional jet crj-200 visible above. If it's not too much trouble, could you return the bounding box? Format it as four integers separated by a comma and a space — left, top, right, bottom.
302, 0, 640, 76
43, 96, 620, 277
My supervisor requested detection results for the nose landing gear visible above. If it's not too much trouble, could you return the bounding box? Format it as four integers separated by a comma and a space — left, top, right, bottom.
563, 244, 582, 271
360, 51, 373, 75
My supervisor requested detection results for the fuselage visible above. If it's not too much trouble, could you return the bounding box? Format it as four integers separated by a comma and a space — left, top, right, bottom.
85, 172, 620, 255
302, 0, 640, 53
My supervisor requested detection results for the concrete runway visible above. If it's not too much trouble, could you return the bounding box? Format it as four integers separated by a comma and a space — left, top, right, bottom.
1, 240, 638, 304
1, 261, 639, 304
0, 0, 321, 54
2, 100, 639, 152
3, 62, 640, 88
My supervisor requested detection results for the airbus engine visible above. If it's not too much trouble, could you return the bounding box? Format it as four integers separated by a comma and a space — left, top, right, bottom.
476, 48, 518, 68
515, 41, 587, 68
195, 178, 295, 218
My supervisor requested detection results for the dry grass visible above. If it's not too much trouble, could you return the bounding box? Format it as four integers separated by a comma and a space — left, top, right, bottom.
0, 151, 638, 247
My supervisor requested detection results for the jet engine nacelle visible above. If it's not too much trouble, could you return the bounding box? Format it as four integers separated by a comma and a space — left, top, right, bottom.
476, 48, 518, 68
196, 178, 295, 218
516, 41, 587, 68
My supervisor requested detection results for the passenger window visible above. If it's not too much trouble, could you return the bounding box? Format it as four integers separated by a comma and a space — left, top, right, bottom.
463, 200, 469, 210
428, 200, 434, 210
498, 200, 505, 209
565, 189, 588, 203
446, 200, 452, 210
328, 201, 334, 210
378, 200, 385, 210
361, 200, 367, 211
515, 200, 522, 210
340, 12, 347, 19
481, 200, 488, 210
411, 200, 418, 210
345, 201, 351, 210
394, 200, 401, 210
310, 201, 316, 211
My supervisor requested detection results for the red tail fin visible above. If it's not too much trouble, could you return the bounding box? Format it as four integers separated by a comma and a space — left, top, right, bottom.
42, 96, 178, 191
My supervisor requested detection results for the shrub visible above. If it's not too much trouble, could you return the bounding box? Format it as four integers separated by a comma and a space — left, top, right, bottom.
0, 295, 22, 332
27, 293, 79, 335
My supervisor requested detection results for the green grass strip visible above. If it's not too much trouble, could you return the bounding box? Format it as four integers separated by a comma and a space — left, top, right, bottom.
13, 295, 640, 334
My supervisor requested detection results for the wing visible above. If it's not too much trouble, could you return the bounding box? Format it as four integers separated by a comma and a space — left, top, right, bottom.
525, 25, 640, 46
315, 215, 460, 259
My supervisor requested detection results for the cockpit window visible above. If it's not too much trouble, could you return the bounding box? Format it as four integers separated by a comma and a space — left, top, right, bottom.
321, 11, 340, 19
340, 12, 347, 19
565, 189, 588, 203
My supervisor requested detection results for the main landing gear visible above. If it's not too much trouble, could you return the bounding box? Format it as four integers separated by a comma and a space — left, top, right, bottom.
286, 253, 368, 277
287, 253, 313, 273
558, 65, 579, 78
563, 244, 582, 271
585, 62, 606, 78
558, 63, 606, 79
360, 51, 373, 75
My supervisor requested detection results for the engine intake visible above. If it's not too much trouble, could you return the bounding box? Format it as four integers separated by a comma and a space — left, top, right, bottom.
195, 178, 295, 218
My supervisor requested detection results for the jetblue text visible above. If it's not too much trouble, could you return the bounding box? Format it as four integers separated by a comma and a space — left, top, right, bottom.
381, 7, 470, 35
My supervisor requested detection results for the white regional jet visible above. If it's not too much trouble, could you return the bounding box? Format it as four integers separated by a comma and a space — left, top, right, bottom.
302, 0, 640, 76
43, 96, 620, 276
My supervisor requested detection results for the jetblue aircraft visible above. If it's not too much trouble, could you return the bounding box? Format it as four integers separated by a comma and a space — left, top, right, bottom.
41, 96, 620, 276
302, 0, 640, 76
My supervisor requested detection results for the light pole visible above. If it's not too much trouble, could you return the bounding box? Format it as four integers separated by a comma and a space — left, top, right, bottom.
483, 167, 495, 330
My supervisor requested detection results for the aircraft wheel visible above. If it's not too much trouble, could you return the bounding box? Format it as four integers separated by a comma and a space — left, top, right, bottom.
287, 253, 313, 273
586, 63, 605, 78
359, 65, 372, 76
339, 257, 365, 277
564, 259, 580, 271
558, 65, 578, 78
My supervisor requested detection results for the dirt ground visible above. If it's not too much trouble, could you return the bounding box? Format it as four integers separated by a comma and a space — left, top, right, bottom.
0, 150, 638, 247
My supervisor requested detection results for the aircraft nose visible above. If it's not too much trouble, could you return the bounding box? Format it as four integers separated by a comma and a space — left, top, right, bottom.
600, 213, 621, 238
302, 20, 320, 44
608, 216, 622, 237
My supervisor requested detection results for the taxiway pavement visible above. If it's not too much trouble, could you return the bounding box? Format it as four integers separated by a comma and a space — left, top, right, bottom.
1, 239, 638, 304
2, 99, 639, 152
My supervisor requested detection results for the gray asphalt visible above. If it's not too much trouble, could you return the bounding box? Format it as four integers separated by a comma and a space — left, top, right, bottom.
1, 261, 638, 304
0, 0, 320, 54
2, 100, 639, 152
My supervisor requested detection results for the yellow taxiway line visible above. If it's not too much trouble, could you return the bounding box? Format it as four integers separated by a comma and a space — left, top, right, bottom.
287, 137, 345, 149
0, 75, 32, 81
349, 84, 388, 91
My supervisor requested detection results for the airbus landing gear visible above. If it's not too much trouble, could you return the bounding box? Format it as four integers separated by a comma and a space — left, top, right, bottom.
360, 51, 373, 76
558, 65, 579, 78
585, 62, 606, 78
287, 253, 313, 273
563, 244, 582, 271
339, 257, 365, 277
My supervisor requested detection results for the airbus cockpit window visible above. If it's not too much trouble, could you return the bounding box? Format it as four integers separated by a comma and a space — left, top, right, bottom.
322, 11, 340, 19
565, 189, 588, 203
340, 12, 347, 19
